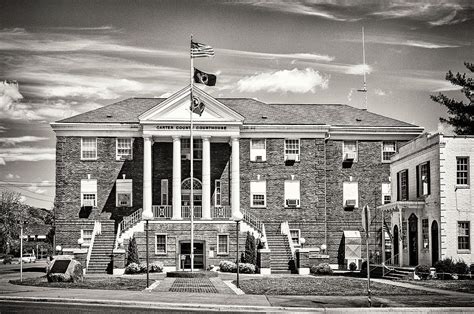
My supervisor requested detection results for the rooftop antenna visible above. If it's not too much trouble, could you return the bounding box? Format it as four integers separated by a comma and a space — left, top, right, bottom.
357, 26, 368, 110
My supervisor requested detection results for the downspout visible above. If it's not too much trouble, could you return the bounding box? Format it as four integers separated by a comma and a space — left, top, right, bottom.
324, 132, 330, 248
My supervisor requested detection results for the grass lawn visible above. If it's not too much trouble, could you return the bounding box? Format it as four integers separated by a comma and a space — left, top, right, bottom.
10, 275, 148, 291
236, 276, 438, 296
401, 280, 474, 294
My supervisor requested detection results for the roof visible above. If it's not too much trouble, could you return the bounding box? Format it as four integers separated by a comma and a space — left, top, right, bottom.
57, 97, 416, 127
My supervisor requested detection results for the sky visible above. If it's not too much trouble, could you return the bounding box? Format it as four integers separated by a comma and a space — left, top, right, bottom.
0, 0, 473, 209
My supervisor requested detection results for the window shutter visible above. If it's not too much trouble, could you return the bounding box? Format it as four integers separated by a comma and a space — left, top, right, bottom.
161, 179, 168, 205
427, 161, 431, 195
416, 165, 420, 198
406, 170, 409, 200
397, 172, 400, 201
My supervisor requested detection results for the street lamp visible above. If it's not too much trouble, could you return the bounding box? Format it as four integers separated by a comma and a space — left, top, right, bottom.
232, 211, 244, 288
142, 207, 153, 288
300, 237, 306, 249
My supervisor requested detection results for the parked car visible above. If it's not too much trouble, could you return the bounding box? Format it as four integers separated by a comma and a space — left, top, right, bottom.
19, 253, 36, 263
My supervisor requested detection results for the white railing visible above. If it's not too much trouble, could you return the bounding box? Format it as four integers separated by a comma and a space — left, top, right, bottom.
86, 221, 101, 270
211, 206, 231, 219
152, 205, 172, 218
114, 223, 122, 250
181, 206, 202, 218
119, 208, 143, 235
281, 221, 295, 257
261, 223, 269, 249
241, 208, 262, 232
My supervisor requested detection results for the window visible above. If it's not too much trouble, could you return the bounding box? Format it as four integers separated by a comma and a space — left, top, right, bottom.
250, 139, 266, 162
155, 234, 167, 254
343, 181, 359, 210
458, 222, 470, 250
81, 137, 97, 160
456, 157, 469, 186
181, 138, 202, 160
382, 183, 391, 204
290, 229, 300, 246
284, 139, 300, 161
422, 219, 429, 249
416, 162, 431, 197
116, 179, 132, 207
397, 170, 409, 201
217, 234, 229, 254
116, 138, 133, 160
160, 179, 168, 205
81, 229, 93, 246
214, 180, 221, 206
81, 178, 97, 207
250, 180, 266, 207
382, 141, 397, 162
284, 179, 300, 207
343, 141, 358, 162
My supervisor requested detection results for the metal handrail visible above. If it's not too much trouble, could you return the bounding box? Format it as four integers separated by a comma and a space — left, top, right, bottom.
119, 208, 143, 235
114, 223, 122, 250
261, 223, 269, 249
86, 221, 101, 271
281, 221, 295, 257
241, 208, 262, 232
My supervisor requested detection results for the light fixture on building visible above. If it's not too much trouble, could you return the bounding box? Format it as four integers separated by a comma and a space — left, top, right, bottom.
300, 237, 306, 248
320, 244, 327, 254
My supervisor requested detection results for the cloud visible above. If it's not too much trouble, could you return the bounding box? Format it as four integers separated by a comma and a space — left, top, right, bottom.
237, 68, 329, 93
374, 88, 388, 96
0, 180, 55, 187
26, 185, 46, 194
345, 64, 372, 75
219, 48, 335, 62
5, 173, 20, 179
0, 126, 7, 132
0, 147, 55, 163
0, 81, 24, 113
0, 136, 49, 145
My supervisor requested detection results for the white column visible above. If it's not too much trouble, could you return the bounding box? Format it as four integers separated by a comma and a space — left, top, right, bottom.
231, 137, 240, 217
172, 136, 182, 219
202, 136, 211, 219
143, 136, 153, 217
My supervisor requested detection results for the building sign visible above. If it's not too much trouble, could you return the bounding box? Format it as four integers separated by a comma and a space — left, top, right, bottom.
156, 125, 227, 130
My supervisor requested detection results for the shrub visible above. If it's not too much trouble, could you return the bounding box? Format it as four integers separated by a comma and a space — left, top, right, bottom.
454, 260, 469, 275
125, 262, 141, 274
126, 237, 140, 266
150, 261, 164, 273
349, 262, 357, 271
2, 255, 12, 264
311, 263, 334, 275
243, 231, 256, 265
219, 260, 237, 273
415, 264, 431, 280
434, 257, 455, 274
239, 263, 256, 274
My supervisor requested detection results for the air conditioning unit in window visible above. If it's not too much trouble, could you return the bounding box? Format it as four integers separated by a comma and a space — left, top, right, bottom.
119, 155, 132, 161
285, 154, 299, 162
286, 199, 300, 207
255, 155, 263, 162
345, 199, 356, 209
344, 153, 356, 161
181, 153, 191, 160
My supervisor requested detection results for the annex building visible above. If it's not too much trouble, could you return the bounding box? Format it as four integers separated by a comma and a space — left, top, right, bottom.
51, 86, 424, 274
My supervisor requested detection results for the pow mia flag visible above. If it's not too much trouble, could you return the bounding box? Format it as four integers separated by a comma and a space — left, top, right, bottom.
194, 68, 217, 86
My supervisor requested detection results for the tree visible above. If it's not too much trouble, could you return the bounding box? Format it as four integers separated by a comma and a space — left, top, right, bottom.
0, 190, 26, 254
126, 237, 140, 265
431, 62, 474, 135
243, 231, 256, 265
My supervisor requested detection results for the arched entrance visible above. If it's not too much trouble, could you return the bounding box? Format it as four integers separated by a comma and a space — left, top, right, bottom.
181, 178, 202, 206
408, 213, 418, 266
431, 220, 439, 266
393, 225, 399, 265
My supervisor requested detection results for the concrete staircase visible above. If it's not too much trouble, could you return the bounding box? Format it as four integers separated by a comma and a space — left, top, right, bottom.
265, 229, 295, 274
87, 221, 115, 274
383, 266, 415, 280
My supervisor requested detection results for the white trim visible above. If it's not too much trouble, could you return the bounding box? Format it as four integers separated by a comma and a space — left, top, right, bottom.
284, 139, 300, 162
214, 179, 222, 207
250, 139, 266, 162
116, 138, 133, 161
342, 140, 358, 162
217, 233, 229, 255
381, 141, 397, 163
289, 229, 301, 246
154, 233, 167, 255
161, 179, 169, 206
51, 123, 141, 137
81, 137, 97, 160
250, 180, 266, 208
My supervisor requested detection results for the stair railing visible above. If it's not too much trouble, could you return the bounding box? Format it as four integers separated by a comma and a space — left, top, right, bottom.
382, 253, 400, 277
86, 220, 101, 271
241, 208, 262, 233
114, 223, 122, 250
261, 223, 269, 249
119, 208, 143, 236
280, 221, 295, 257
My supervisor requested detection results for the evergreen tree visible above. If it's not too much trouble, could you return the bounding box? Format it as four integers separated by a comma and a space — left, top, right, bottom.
126, 237, 140, 265
244, 231, 256, 265
431, 62, 474, 135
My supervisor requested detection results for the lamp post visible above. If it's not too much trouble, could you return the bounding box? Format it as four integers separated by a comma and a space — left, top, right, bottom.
232, 211, 243, 288
142, 207, 153, 288
300, 237, 306, 249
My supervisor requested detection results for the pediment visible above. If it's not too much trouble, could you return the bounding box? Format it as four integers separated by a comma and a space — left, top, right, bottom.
139, 86, 244, 123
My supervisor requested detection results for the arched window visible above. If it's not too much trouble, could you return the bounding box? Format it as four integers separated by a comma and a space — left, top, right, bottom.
181, 178, 202, 206
181, 178, 202, 191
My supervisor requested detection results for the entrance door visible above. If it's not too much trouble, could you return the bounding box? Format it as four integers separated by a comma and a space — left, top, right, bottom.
393, 225, 399, 265
431, 220, 439, 266
408, 214, 418, 266
180, 241, 205, 270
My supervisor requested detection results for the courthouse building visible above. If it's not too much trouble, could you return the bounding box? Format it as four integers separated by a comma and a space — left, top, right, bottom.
51, 86, 423, 273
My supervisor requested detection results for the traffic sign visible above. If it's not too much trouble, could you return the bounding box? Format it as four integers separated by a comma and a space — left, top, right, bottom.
361, 205, 371, 236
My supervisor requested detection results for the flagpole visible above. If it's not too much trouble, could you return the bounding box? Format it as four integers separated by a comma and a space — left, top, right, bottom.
190, 34, 195, 272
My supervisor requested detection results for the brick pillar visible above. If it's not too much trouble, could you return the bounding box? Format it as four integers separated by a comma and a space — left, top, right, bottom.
257, 248, 271, 275
296, 248, 310, 275
112, 249, 126, 275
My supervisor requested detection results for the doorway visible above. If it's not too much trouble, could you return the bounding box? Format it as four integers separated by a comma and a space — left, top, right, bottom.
408, 214, 418, 266
393, 225, 399, 265
431, 220, 439, 266
179, 241, 205, 270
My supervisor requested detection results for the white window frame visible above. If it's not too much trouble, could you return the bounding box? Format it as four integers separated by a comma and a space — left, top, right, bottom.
214, 179, 222, 207
343, 141, 358, 162
81, 193, 97, 207
290, 229, 300, 246
417, 161, 430, 196
161, 179, 168, 206
81, 137, 97, 160
457, 221, 470, 251
284, 139, 300, 162
456, 157, 470, 187
422, 218, 429, 249
381, 141, 397, 163
250, 180, 266, 208
116, 179, 132, 207
81, 229, 93, 246
155, 234, 167, 254
382, 183, 391, 205
343, 181, 359, 209
284, 179, 301, 208
250, 139, 267, 162
116, 138, 133, 161
217, 234, 229, 255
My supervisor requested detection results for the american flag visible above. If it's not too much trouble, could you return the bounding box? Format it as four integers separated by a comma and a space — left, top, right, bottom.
191, 41, 214, 58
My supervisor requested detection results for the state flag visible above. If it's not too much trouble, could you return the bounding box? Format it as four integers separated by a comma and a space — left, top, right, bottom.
191, 41, 215, 58
190, 96, 205, 116
194, 68, 217, 86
